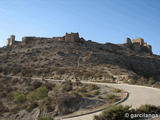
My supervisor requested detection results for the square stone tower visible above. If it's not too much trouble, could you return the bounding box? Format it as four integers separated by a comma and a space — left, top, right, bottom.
7, 35, 15, 46
133, 38, 144, 46
65, 32, 80, 42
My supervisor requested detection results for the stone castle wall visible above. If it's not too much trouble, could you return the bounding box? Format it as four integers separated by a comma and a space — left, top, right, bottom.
133, 38, 144, 45
126, 37, 152, 54
6, 32, 85, 46
6, 33, 152, 54
22, 37, 36, 45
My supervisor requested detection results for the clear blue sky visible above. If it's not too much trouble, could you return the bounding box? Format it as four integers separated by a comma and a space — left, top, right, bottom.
0, 0, 160, 54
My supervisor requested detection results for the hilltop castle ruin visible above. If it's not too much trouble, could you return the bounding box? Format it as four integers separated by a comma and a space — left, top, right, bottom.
6, 32, 85, 46
6, 33, 152, 54
7, 35, 21, 46
126, 37, 152, 54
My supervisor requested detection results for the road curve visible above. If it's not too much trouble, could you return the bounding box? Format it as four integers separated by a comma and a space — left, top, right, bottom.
2, 76, 160, 120
63, 81, 160, 120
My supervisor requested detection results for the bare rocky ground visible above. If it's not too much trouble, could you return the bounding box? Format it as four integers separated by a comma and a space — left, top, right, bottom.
0, 36, 160, 87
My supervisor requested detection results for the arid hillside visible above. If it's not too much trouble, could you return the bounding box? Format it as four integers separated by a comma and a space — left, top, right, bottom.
0, 33, 160, 86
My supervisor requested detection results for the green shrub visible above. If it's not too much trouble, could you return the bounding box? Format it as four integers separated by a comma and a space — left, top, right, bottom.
94, 105, 131, 120
94, 104, 160, 120
87, 84, 99, 91
76, 87, 87, 93
113, 88, 122, 93
81, 93, 92, 97
14, 92, 26, 103
137, 104, 160, 114
92, 90, 100, 96
106, 93, 116, 100
148, 77, 155, 86
37, 116, 53, 120
27, 91, 37, 101
52, 84, 61, 91
36, 86, 48, 99
27, 86, 48, 101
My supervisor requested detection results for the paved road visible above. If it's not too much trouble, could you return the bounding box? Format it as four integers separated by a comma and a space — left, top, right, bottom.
63, 81, 160, 120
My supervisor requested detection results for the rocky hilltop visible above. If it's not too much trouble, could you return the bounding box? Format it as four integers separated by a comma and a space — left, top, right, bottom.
0, 32, 160, 85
